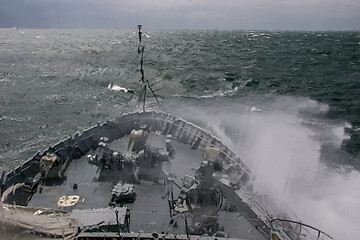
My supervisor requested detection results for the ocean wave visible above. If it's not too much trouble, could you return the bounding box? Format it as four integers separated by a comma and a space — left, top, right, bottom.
107, 82, 131, 93
173, 86, 239, 99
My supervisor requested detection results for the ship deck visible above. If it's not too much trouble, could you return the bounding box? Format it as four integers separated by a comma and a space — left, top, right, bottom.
28, 132, 267, 240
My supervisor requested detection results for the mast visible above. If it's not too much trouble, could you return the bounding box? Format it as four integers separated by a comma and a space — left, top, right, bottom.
137, 25, 159, 112
121, 25, 159, 115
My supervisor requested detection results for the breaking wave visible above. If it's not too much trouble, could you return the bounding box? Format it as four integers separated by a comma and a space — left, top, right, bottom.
163, 94, 359, 240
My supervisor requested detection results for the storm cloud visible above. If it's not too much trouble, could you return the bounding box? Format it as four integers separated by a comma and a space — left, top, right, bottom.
0, 0, 359, 30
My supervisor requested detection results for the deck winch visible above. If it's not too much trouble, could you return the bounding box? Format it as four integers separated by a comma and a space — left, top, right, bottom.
111, 182, 136, 204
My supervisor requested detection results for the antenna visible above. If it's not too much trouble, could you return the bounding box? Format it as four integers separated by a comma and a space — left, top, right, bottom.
137, 25, 159, 112
121, 25, 159, 115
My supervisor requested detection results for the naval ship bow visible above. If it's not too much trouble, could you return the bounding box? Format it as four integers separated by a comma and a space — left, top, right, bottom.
0, 26, 334, 240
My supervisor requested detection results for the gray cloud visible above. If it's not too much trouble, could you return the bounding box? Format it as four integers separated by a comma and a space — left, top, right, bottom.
0, 0, 359, 30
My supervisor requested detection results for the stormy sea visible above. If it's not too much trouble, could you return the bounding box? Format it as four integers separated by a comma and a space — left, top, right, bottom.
0, 29, 359, 239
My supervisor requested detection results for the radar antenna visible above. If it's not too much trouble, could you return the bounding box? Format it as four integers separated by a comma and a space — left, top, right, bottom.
121, 25, 159, 115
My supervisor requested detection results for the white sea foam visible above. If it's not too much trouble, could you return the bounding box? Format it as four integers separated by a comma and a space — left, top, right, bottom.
354, 127, 360, 132
246, 106, 261, 112
107, 82, 130, 92
174, 86, 239, 99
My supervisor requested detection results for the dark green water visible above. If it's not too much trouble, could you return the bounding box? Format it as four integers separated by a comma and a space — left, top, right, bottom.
0, 29, 359, 239
0, 29, 359, 170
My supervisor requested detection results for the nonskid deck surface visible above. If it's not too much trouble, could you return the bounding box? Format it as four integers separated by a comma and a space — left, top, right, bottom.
28, 132, 267, 240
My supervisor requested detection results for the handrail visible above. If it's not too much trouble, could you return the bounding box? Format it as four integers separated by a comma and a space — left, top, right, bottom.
270, 218, 334, 240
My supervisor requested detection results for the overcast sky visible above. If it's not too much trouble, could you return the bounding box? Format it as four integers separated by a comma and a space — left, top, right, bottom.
1, 0, 359, 30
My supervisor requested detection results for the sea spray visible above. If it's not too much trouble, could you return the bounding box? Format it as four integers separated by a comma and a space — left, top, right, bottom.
164, 95, 358, 240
